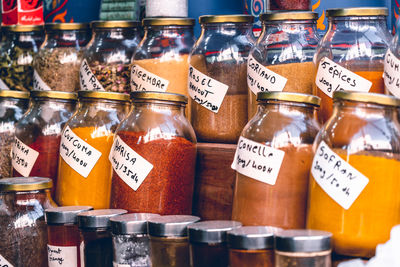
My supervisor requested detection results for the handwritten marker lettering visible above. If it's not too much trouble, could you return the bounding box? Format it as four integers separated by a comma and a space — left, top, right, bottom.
47, 245, 78, 267
130, 64, 170, 92
0, 254, 14, 267
79, 59, 105, 91
384, 49, 400, 98
11, 137, 39, 177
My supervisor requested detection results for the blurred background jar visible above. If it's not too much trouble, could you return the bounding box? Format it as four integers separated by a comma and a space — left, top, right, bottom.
384, 18, 400, 98
270, 0, 310, 10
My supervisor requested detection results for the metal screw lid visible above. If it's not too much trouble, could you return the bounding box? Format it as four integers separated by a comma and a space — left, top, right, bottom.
187, 220, 242, 244
110, 213, 161, 235
228, 226, 282, 250
148, 215, 200, 237
45, 206, 93, 225
275, 229, 332, 253
78, 209, 127, 229
0, 177, 52, 192
0, 90, 29, 99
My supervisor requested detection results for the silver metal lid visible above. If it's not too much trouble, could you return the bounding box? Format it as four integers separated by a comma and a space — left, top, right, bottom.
78, 209, 127, 229
228, 226, 282, 250
148, 215, 200, 237
275, 230, 332, 252
187, 220, 242, 244
45, 206, 93, 225
110, 213, 161, 235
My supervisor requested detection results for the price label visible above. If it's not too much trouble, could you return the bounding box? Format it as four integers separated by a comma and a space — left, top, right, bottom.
79, 59, 105, 91
130, 64, 169, 92
384, 49, 400, 98
188, 65, 229, 113
33, 70, 52, 91
0, 78, 10, 90
48, 245, 77, 267
231, 136, 285, 185
315, 57, 372, 98
109, 136, 153, 191
11, 137, 39, 177
59, 126, 102, 178
0, 254, 13, 267
311, 141, 369, 210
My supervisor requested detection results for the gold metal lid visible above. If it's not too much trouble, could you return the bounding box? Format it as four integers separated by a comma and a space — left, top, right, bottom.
327, 7, 388, 17
131, 91, 188, 104
260, 11, 318, 22
0, 177, 53, 192
45, 23, 90, 31
143, 18, 195, 26
92, 20, 140, 29
0, 90, 29, 99
31, 91, 77, 100
3, 24, 44, 32
78, 91, 130, 102
199, 15, 254, 24
333, 91, 400, 107
257, 92, 321, 106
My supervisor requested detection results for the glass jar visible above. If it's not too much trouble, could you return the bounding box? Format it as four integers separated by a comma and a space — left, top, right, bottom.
0, 90, 29, 178
110, 91, 197, 215
307, 91, 400, 258
275, 230, 332, 267
78, 209, 127, 267
33, 23, 91, 92
81, 21, 141, 93
12, 91, 77, 197
110, 213, 161, 267
247, 11, 319, 118
0, 177, 56, 267
187, 220, 242, 267
0, 25, 44, 91
45, 206, 93, 267
384, 20, 400, 98
56, 91, 130, 209
231, 92, 320, 228
148, 215, 200, 267
313, 8, 391, 123
189, 15, 254, 143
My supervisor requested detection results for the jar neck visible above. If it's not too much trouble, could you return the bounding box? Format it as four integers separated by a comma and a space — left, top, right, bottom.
200, 22, 253, 37
45, 29, 91, 48
31, 97, 76, 112
93, 27, 139, 41
332, 100, 398, 119
328, 16, 388, 32
79, 98, 128, 112
133, 100, 186, 115
257, 101, 318, 118
144, 25, 194, 39
262, 20, 318, 36
4, 30, 43, 52
0, 97, 29, 109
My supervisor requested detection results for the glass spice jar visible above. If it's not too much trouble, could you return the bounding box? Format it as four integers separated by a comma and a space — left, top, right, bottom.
384, 19, 400, 98
33, 23, 91, 92
0, 25, 44, 91
12, 91, 77, 197
247, 11, 320, 118
314, 8, 391, 123
0, 90, 29, 178
56, 91, 130, 209
0, 177, 56, 267
188, 15, 254, 143
148, 215, 200, 267
81, 21, 141, 93
45, 206, 93, 267
187, 220, 242, 267
110, 91, 197, 215
307, 91, 400, 258
110, 213, 161, 267
231, 92, 320, 228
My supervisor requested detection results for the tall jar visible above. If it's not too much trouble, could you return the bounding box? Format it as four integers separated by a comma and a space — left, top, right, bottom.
33, 23, 91, 92
307, 91, 400, 258
0, 25, 44, 91
188, 15, 254, 143
81, 21, 141, 93
12, 91, 77, 197
313, 8, 391, 123
0, 177, 56, 267
231, 92, 320, 228
247, 11, 320, 118
0, 90, 29, 178
110, 91, 197, 215
56, 91, 130, 209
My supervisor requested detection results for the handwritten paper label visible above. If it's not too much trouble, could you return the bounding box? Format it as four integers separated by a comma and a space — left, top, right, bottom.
80, 242, 84, 267
0, 254, 13, 267
315, 57, 372, 98
0, 78, 10, 90
59, 126, 102, 178
11, 137, 39, 177
48, 245, 77, 267
79, 59, 105, 91
311, 141, 369, 210
130, 64, 169, 92
109, 136, 153, 191
33, 70, 52, 91
231, 136, 285, 185
384, 49, 400, 98
247, 55, 288, 94
188, 65, 229, 113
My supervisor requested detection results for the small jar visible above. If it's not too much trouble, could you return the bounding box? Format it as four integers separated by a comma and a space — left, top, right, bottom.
247, 11, 320, 118
0, 25, 44, 91
187, 220, 242, 267
275, 230, 332, 267
110, 92, 196, 214
81, 21, 141, 93
45, 206, 93, 267
110, 213, 161, 266
56, 91, 130, 209
148, 215, 200, 267
33, 23, 91, 92
189, 15, 254, 143
0, 90, 29, 178
12, 91, 77, 197
78, 209, 128, 267
0, 177, 56, 267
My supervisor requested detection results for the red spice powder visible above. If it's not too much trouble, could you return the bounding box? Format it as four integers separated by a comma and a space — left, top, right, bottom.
110, 131, 197, 215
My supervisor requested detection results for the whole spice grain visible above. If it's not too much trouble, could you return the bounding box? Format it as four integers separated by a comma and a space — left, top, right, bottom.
0, 132, 15, 178
90, 61, 131, 93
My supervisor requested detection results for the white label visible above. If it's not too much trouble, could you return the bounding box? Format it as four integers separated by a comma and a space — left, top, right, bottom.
0, 78, 10, 90
11, 137, 39, 177
315, 57, 372, 98
311, 141, 369, 210
48, 245, 78, 267
80, 242, 84, 267
384, 49, 400, 98
188, 65, 229, 113
109, 136, 153, 191
79, 59, 105, 91
231, 136, 285, 185
59, 126, 102, 178
247, 55, 288, 94
0, 254, 13, 267
130, 64, 170, 92
113, 263, 130, 267
33, 70, 52, 91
